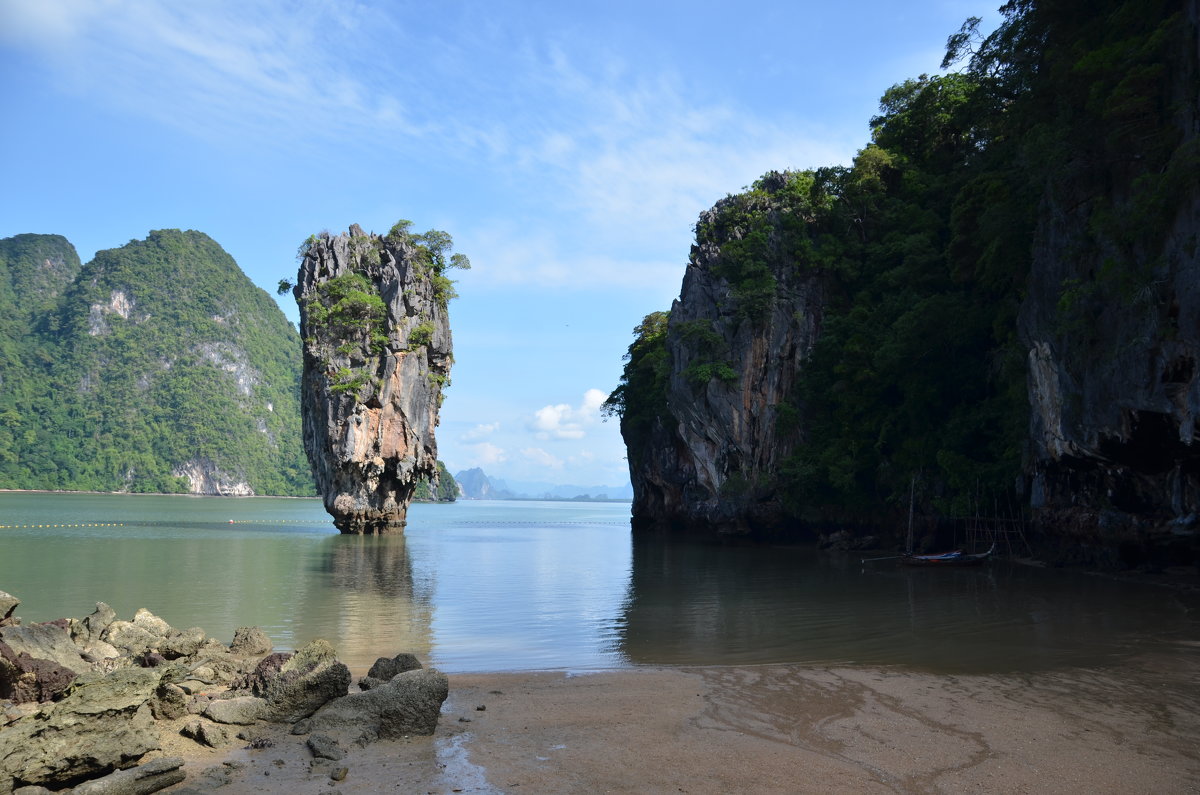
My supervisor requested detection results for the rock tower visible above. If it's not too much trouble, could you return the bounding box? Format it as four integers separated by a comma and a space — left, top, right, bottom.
295, 223, 454, 533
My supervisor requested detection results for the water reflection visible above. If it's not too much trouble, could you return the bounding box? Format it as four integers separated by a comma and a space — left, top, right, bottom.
4, 494, 1197, 677
402, 511, 634, 673
620, 535, 1199, 674
305, 534, 434, 669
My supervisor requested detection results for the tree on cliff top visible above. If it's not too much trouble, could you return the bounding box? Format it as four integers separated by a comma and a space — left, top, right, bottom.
385, 220, 471, 308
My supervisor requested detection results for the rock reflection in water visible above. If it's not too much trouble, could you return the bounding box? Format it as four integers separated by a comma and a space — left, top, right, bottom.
619, 535, 1199, 674
306, 534, 434, 671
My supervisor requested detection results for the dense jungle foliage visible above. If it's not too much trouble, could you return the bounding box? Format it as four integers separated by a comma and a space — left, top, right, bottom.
0, 230, 314, 495
611, 0, 1191, 521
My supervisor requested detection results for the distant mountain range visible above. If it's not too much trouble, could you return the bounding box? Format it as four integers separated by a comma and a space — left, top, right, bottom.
454, 467, 632, 501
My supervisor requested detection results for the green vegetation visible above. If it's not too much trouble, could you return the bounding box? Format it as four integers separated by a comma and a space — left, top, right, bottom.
0, 234, 83, 474
602, 311, 670, 462
684, 361, 738, 386
408, 321, 435, 348
304, 271, 388, 355
384, 220, 471, 308
295, 222, 465, 411
0, 230, 313, 495
613, 0, 1190, 523
412, 460, 459, 502
328, 367, 372, 395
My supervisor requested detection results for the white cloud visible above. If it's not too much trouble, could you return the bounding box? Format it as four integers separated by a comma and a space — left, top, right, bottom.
460, 422, 499, 441
501, 52, 858, 249
531, 404, 583, 439
580, 388, 606, 413
0, 0, 93, 48
1, 0, 423, 149
452, 49, 857, 291
529, 389, 608, 440
520, 447, 564, 470
468, 442, 507, 467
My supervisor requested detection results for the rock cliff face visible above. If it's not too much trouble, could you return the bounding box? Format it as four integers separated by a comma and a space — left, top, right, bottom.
617, 3, 1200, 567
295, 224, 453, 533
1016, 3, 1200, 565
171, 459, 254, 496
625, 174, 824, 534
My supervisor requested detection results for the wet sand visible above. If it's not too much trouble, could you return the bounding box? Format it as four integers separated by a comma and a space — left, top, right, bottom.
161, 655, 1200, 794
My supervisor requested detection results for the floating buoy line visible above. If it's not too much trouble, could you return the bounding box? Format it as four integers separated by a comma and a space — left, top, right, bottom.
0, 519, 329, 529
0, 523, 126, 529
1, 519, 626, 529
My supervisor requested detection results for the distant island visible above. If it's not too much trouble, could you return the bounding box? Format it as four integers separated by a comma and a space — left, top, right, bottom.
454, 467, 632, 503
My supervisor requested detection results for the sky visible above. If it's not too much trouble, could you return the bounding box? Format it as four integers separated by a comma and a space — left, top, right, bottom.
0, 0, 1001, 489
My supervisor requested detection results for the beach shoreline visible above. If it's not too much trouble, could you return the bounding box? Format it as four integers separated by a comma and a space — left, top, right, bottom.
158, 655, 1200, 794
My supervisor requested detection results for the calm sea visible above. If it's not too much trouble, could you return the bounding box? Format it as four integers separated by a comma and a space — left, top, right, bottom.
0, 493, 1196, 674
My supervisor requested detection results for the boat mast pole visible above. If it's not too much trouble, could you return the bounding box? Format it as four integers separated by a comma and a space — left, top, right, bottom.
906, 475, 915, 554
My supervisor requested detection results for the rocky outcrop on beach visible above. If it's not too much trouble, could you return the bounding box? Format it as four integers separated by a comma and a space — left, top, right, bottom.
0, 593, 448, 794
294, 223, 459, 533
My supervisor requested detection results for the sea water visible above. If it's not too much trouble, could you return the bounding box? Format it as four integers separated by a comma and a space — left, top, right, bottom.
0, 492, 1196, 674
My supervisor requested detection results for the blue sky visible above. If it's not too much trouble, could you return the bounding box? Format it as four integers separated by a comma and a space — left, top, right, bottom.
0, 0, 1000, 488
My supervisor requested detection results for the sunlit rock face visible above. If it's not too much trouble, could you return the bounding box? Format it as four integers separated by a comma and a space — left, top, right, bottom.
295, 224, 452, 534
626, 173, 825, 535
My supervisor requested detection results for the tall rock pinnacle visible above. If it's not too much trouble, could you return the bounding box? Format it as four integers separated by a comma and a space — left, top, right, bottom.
294, 222, 460, 533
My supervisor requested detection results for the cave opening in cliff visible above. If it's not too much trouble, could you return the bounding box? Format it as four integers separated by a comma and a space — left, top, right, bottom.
1095, 410, 1200, 516
1161, 354, 1195, 385
1100, 411, 1197, 474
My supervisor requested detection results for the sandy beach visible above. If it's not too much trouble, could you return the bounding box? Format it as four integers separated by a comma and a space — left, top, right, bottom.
156, 652, 1200, 794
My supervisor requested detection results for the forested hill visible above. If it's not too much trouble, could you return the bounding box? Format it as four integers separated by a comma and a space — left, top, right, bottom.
609, 0, 1199, 567
0, 230, 313, 496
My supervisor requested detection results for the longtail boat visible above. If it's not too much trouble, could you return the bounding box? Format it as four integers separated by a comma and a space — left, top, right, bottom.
900, 544, 994, 567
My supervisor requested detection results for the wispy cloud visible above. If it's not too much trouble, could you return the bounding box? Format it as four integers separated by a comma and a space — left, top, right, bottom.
460, 422, 499, 441
456, 46, 858, 289
529, 389, 607, 440
1, 0, 425, 150
460, 223, 683, 293
1, 0, 858, 290
466, 441, 507, 467
496, 49, 858, 250
520, 447, 564, 470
